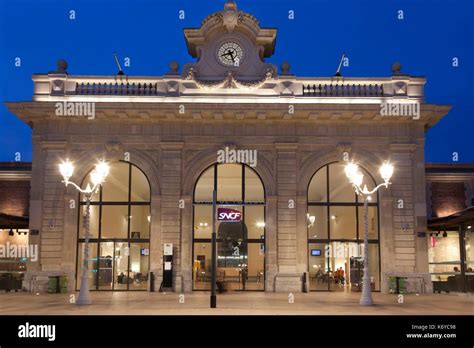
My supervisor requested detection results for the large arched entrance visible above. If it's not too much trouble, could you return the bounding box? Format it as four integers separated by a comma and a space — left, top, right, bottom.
76, 161, 151, 291
192, 163, 266, 291
307, 162, 381, 291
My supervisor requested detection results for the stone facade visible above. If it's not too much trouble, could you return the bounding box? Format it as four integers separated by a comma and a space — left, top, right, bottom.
5, 1, 452, 293
2, 119, 449, 293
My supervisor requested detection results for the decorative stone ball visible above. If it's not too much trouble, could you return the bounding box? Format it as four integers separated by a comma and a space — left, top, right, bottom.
281, 61, 290, 74
391, 62, 402, 75
224, 1, 237, 11
57, 59, 68, 73
169, 61, 179, 73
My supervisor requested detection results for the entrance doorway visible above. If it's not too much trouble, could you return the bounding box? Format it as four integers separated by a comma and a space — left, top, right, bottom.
75, 161, 151, 291
307, 162, 381, 291
308, 241, 380, 291
192, 163, 265, 291
429, 227, 474, 293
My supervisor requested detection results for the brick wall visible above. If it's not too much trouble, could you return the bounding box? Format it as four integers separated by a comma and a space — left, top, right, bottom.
0, 180, 30, 216
430, 182, 465, 218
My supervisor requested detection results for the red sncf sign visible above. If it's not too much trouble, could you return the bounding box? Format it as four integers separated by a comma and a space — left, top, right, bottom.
217, 207, 242, 222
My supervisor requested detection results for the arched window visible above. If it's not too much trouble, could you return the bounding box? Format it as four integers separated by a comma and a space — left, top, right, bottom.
193, 163, 265, 291
307, 162, 380, 291
76, 161, 151, 291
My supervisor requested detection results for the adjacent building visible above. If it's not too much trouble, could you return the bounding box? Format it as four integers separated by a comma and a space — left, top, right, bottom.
426, 164, 474, 293
0, 162, 31, 291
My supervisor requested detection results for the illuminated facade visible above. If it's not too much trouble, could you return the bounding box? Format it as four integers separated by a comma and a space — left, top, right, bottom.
6, 2, 453, 293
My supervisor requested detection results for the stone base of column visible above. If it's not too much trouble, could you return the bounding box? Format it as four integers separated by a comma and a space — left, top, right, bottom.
274, 273, 303, 292
22, 270, 74, 293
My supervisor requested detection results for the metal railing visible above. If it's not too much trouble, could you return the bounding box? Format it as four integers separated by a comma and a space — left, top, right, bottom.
303, 83, 384, 97
76, 82, 160, 96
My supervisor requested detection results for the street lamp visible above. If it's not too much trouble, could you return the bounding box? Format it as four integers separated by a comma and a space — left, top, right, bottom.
344, 160, 394, 306
210, 189, 217, 308
59, 159, 110, 305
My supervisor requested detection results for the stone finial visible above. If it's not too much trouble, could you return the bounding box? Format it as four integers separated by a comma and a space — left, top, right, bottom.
281, 61, 291, 75
391, 61, 402, 76
168, 61, 179, 74
224, 1, 237, 11
222, 1, 239, 32
56, 59, 68, 74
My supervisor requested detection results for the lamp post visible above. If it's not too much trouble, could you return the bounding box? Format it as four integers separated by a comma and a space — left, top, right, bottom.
344, 160, 394, 306
210, 189, 217, 308
59, 159, 110, 305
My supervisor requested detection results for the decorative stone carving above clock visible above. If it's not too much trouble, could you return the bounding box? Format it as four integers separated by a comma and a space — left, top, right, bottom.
183, 1, 277, 81
222, 1, 241, 32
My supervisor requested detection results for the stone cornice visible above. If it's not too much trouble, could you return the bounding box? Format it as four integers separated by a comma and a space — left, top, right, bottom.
389, 143, 418, 152
6, 102, 451, 129
40, 141, 67, 150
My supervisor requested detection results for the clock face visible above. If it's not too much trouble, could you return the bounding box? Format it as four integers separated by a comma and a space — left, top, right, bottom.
217, 42, 243, 66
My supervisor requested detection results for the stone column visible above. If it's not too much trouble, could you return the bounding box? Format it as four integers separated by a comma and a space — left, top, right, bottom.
160, 143, 183, 291
380, 195, 394, 293
413, 139, 431, 293
180, 195, 193, 292
274, 144, 301, 292
388, 143, 428, 293
40, 143, 67, 274
265, 196, 277, 292
390, 147, 416, 273
296, 195, 308, 274
149, 194, 162, 290
62, 190, 78, 292
24, 135, 45, 290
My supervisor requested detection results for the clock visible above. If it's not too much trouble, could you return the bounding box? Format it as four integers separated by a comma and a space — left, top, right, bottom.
217, 42, 243, 66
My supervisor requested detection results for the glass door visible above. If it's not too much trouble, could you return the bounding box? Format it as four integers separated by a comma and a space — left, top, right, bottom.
218, 220, 248, 291
114, 242, 129, 290
428, 231, 462, 292
192, 163, 266, 291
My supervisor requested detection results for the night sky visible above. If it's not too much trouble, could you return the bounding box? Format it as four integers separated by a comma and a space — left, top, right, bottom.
0, 0, 472, 163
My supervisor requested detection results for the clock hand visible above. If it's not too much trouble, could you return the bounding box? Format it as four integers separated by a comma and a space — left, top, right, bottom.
227, 50, 236, 62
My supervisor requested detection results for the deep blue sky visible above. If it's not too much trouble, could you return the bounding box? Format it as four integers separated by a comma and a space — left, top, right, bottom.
0, 0, 472, 163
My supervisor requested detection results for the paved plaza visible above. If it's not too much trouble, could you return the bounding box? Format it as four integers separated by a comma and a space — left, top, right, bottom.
0, 291, 471, 315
